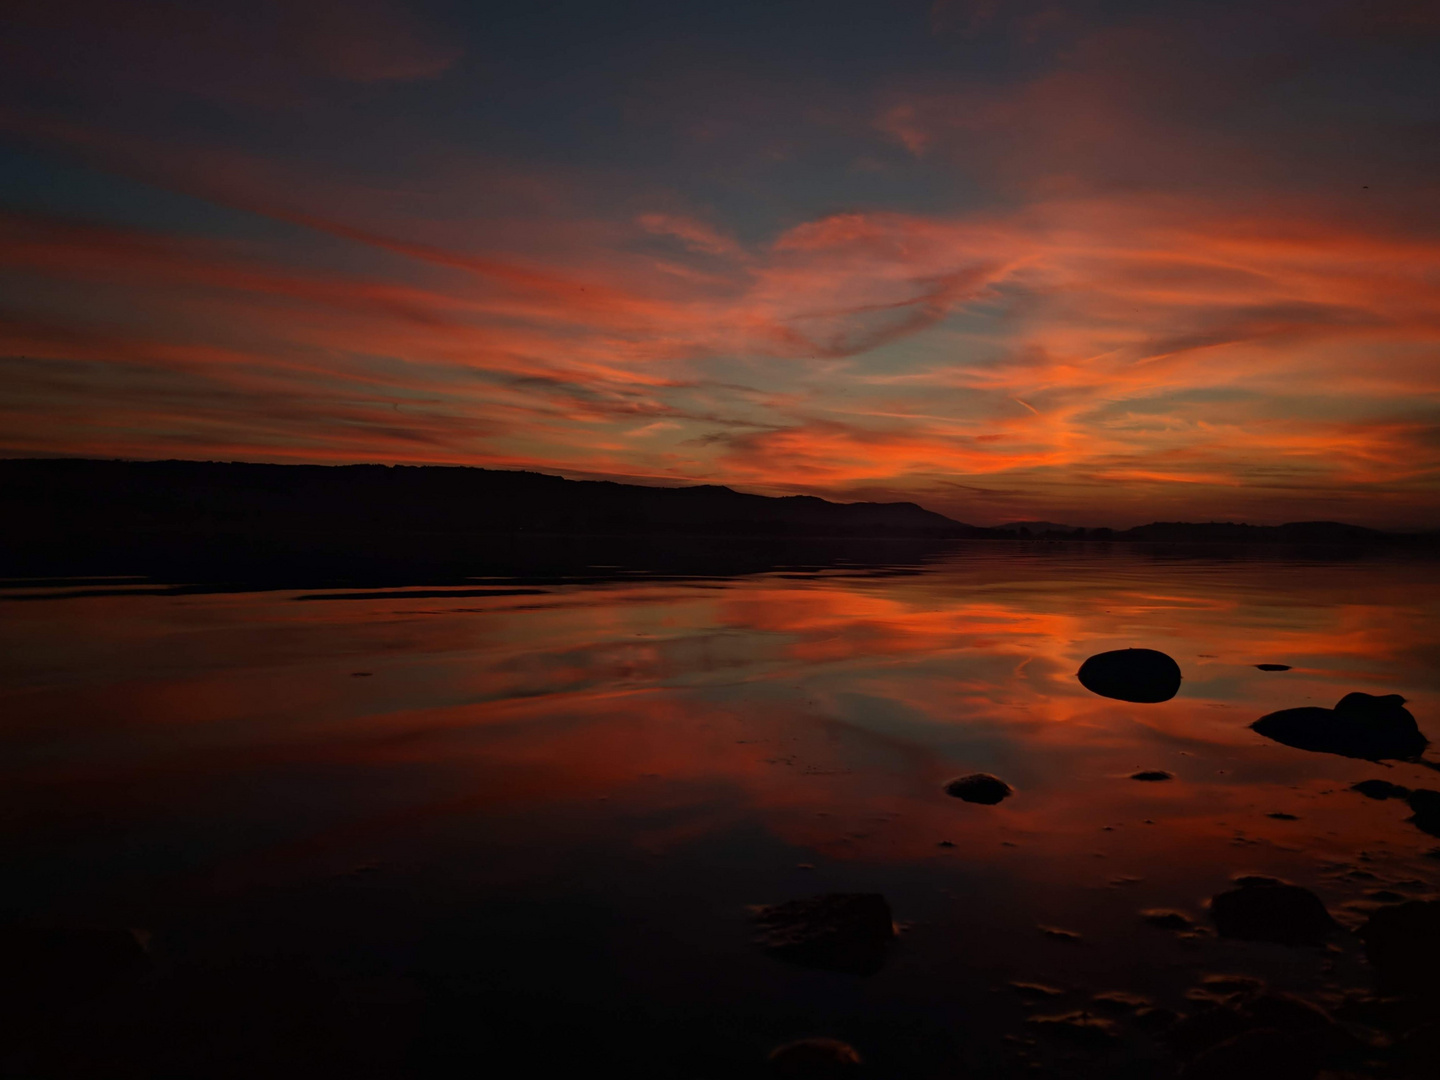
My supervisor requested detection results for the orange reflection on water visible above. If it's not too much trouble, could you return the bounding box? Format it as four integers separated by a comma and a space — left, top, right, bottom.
4, 551, 1438, 904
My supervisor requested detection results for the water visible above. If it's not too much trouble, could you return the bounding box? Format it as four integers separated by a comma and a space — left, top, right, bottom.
3, 544, 1439, 1077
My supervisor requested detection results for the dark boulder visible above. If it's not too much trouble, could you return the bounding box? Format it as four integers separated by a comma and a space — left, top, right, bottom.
1078, 648, 1182, 702
753, 893, 894, 975
1131, 769, 1174, 781
1255, 664, 1292, 671
1209, 880, 1336, 946
1251, 693, 1427, 761
1024, 1011, 1118, 1047
768, 1038, 862, 1076
1352, 778, 1409, 800
943, 773, 1012, 804
0, 925, 149, 1005
1141, 909, 1194, 931
1168, 986, 1345, 1079
1357, 900, 1440, 997
1180, 1028, 1319, 1080
1405, 788, 1440, 836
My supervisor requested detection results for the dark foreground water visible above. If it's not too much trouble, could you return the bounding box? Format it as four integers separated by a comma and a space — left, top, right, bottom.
2, 544, 1439, 1078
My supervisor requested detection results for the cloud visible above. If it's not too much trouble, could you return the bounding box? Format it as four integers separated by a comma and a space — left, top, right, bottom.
2, 0, 1440, 525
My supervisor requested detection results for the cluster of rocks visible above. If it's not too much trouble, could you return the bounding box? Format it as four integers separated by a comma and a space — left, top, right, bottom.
749, 647, 1438, 1075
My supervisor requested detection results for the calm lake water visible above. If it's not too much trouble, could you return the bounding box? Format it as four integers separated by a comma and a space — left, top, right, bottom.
3, 544, 1439, 1077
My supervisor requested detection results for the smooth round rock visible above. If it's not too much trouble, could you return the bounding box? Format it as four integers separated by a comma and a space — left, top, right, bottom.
753, 893, 894, 976
1357, 900, 1440, 996
1209, 881, 1336, 946
768, 1038, 862, 1075
943, 773, 1013, 804
1078, 648, 1182, 703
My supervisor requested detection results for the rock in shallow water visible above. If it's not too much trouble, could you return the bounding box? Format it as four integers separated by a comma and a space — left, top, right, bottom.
1209, 880, 1336, 946
1078, 648, 1182, 703
1352, 778, 1409, 800
752, 893, 894, 975
1406, 788, 1440, 836
1357, 899, 1440, 997
0, 925, 149, 1003
943, 773, 1013, 804
1251, 692, 1427, 761
1180, 1028, 1319, 1080
768, 1038, 862, 1076
1131, 769, 1174, 781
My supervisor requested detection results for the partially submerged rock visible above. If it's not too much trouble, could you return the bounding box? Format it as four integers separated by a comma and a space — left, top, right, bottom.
1348, 779, 1440, 835
1180, 1028, 1318, 1080
1209, 879, 1336, 946
768, 1038, 862, 1076
1131, 769, 1174, 781
1024, 1011, 1117, 1047
1406, 788, 1440, 836
1255, 664, 1292, 671
1141, 909, 1195, 931
0, 925, 149, 1003
753, 893, 894, 975
943, 773, 1013, 804
1251, 692, 1427, 761
1357, 900, 1440, 997
1078, 648, 1182, 703
1352, 778, 1409, 800
1167, 986, 1345, 1079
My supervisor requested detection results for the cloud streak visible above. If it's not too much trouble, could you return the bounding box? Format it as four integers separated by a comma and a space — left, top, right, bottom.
1, 0, 1438, 525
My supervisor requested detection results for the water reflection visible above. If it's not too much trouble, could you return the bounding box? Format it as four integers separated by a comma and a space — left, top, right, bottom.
1, 546, 1438, 1077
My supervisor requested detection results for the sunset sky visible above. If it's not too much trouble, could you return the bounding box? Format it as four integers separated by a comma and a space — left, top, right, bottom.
2, 0, 1439, 527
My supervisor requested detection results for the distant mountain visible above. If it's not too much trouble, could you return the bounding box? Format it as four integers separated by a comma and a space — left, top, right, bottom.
1114, 520, 1393, 543
0, 458, 986, 543
1, 460, 1432, 587
997, 521, 1084, 535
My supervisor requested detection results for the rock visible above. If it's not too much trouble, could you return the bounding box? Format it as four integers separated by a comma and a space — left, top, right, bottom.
768, 1038, 862, 1076
1038, 925, 1082, 943
1131, 769, 1174, 781
1141, 909, 1195, 931
1197, 974, 1266, 996
1078, 648, 1182, 703
1209, 880, 1336, 945
1352, 778, 1409, 800
943, 773, 1013, 804
753, 894, 894, 975
1251, 693, 1427, 761
1356, 900, 1440, 997
1090, 990, 1150, 1011
1010, 981, 1065, 999
1232, 875, 1284, 888
1242, 992, 1338, 1038
1180, 1028, 1319, 1080
1266, 812, 1298, 820
1134, 1005, 1183, 1031
0, 925, 149, 1003
1167, 986, 1344, 1075
1405, 788, 1440, 836
1255, 664, 1292, 671
1024, 1011, 1118, 1046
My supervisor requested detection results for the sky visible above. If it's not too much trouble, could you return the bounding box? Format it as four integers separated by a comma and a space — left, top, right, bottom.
1, 0, 1439, 527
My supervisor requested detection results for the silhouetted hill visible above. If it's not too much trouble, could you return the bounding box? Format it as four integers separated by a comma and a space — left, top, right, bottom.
0, 458, 982, 541
2, 460, 1434, 588
999, 521, 1084, 535
1115, 520, 1394, 543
